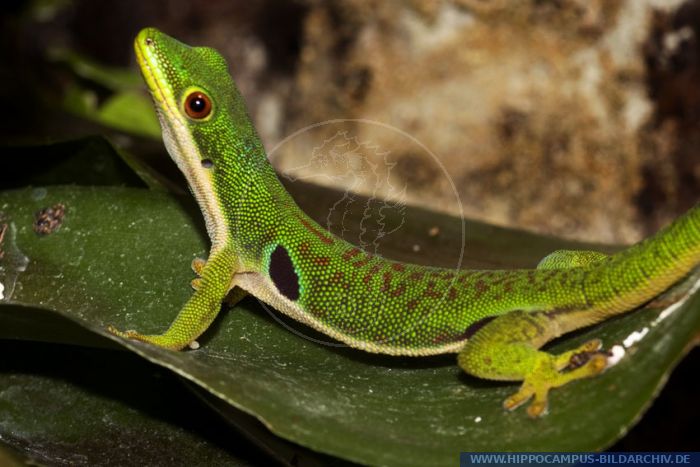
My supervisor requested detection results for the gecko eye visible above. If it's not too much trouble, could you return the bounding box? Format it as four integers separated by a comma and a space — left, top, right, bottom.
184, 91, 212, 119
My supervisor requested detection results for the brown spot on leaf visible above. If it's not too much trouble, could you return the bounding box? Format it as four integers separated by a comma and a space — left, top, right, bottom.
33, 203, 66, 236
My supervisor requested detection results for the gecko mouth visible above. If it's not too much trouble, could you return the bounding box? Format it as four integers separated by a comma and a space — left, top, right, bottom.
134, 32, 171, 109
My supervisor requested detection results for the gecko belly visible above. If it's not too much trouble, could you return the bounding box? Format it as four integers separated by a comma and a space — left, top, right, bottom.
234, 271, 466, 356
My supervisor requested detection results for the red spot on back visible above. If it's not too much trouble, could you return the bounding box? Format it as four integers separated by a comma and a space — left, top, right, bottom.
342, 248, 361, 260
407, 298, 419, 310
315, 256, 330, 266
370, 269, 406, 297
330, 271, 344, 284
458, 271, 477, 284
363, 263, 383, 285
352, 256, 373, 268
527, 271, 536, 284
299, 217, 334, 245
391, 263, 406, 272
432, 332, 455, 344
381, 271, 394, 292
474, 279, 489, 299
408, 271, 425, 281
424, 281, 442, 298
448, 287, 457, 301
390, 284, 406, 297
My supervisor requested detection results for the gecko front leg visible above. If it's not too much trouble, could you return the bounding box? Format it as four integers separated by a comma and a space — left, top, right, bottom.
108, 247, 240, 350
191, 255, 248, 307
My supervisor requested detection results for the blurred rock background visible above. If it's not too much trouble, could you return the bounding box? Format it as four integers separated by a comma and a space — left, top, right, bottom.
2, 0, 700, 244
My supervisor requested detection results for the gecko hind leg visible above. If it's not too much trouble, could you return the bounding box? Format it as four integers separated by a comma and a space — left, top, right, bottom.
536, 249, 609, 270
457, 310, 608, 418
502, 339, 607, 416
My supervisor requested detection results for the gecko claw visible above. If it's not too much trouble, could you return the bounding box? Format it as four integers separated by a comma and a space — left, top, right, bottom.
191, 257, 206, 276
106, 324, 138, 339
504, 382, 550, 418
503, 385, 534, 412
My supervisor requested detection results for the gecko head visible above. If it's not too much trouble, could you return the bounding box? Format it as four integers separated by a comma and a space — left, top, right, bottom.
134, 27, 268, 250
134, 28, 262, 174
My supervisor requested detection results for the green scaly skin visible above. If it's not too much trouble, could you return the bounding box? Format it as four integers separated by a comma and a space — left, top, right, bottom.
108, 28, 700, 417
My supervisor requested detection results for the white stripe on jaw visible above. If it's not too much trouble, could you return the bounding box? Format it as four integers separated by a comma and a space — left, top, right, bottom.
140, 46, 230, 253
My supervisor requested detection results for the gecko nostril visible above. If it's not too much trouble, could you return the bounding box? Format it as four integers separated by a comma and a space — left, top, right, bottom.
145, 37, 153, 46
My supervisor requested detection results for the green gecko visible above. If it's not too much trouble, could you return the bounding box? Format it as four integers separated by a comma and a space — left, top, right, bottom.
108, 28, 700, 418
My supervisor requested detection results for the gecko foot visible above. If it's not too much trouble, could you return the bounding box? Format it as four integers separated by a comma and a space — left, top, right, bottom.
106, 324, 189, 350
504, 341, 608, 418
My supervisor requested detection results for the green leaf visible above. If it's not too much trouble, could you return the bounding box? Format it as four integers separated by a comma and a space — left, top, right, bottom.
0, 339, 261, 466
62, 85, 161, 139
52, 49, 161, 139
0, 183, 698, 466
95, 91, 162, 139
49, 48, 143, 91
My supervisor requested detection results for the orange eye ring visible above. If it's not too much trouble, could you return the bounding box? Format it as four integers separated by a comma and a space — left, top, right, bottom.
184, 91, 212, 119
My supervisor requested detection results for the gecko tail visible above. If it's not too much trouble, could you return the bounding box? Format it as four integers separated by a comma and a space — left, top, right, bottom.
584, 203, 700, 315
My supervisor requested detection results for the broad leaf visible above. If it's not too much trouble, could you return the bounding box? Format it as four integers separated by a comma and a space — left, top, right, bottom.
1, 183, 698, 466
0, 339, 260, 466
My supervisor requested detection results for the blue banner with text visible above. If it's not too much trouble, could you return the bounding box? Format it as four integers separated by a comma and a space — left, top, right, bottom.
460, 452, 700, 467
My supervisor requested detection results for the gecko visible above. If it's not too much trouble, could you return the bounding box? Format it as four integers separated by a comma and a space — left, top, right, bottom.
108, 28, 700, 418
